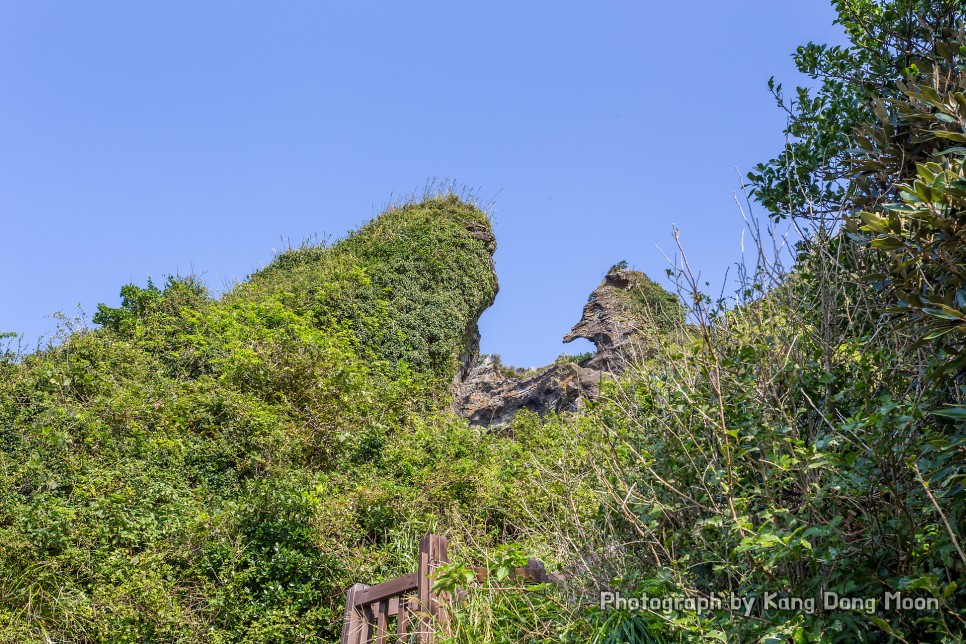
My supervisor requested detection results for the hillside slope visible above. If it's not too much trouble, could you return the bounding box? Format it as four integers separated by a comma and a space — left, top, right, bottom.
0, 196, 510, 642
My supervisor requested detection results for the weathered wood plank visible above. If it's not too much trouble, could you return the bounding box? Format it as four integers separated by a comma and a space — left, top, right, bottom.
344, 534, 574, 644
416, 534, 433, 643
363, 604, 376, 643
352, 572, 418, 608
340, 583, 369, 644
397, 596, 409, 638
375, 600, 388, 644
435, 536, 450, 632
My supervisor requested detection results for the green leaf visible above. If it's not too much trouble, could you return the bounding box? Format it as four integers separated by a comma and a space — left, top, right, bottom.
932, 131, 966, 142
931, 406, 966, 420
868, 616, 896, 635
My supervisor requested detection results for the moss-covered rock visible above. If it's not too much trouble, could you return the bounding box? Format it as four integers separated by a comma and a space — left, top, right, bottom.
455, 266, 684, 426
564, 266, 684, 371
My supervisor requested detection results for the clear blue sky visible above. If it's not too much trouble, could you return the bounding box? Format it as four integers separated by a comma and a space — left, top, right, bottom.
1, 2, 847, 367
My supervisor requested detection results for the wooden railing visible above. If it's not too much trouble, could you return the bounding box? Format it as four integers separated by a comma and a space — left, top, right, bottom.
340, 534, 560, 644
341, 534, 448, 644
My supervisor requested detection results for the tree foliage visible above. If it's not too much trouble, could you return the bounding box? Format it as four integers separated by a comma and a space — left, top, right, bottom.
748, 0, 963, 221
847, 25, 966, 376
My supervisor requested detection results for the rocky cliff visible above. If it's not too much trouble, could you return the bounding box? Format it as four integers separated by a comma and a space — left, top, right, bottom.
455, 266, 682, 426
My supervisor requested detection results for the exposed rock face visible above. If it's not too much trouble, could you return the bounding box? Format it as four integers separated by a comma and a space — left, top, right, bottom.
463, 220, 497, 254
563, 267, 651, 371
454, 218, 499, 384
456, 266, 679, 427
456, 356, 601, 427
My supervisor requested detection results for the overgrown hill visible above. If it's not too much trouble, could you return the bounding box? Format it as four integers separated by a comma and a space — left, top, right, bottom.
2, 179, 965, 642
0, 196, 513, 642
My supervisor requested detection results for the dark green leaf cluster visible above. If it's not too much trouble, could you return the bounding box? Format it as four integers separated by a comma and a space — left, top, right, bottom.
517, 239, 966, 640
846, 32, 966, 376
748, 0, 964, 221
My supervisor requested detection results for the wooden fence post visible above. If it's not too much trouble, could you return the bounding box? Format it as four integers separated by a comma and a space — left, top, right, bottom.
414, 534, 449, 643
340, 583, 369, 644
339, 534, 461, 644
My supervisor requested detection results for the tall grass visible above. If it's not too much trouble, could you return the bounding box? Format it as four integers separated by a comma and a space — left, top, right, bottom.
495, 205, 966, 641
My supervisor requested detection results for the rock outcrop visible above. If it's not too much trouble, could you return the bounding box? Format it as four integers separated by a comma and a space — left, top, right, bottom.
563, 267, 649, 371
454, 218, 499, 383
456, 266, 682, 426
456, 356, 601, 427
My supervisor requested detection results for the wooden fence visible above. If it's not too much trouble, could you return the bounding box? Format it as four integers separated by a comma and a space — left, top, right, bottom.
340, 534, 557, 644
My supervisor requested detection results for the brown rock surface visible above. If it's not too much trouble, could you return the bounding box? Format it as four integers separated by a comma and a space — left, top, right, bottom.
562, 267, 664, 371
456, 356, 601, 427
456, 266, 680, 426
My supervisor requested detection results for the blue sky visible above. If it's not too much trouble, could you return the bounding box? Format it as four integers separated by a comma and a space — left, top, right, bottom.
1, 2, 847, 367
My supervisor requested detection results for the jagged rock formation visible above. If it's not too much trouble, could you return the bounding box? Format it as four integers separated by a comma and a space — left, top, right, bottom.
454, 219, 499, 384
456, 356, 601, 427
563, 267, 652, 371
456, 266, 682, 426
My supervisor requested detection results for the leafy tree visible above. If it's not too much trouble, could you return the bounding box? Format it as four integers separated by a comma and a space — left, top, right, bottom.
847, 26, 966, 376
751, 1, 966, 374
748, 0, 963, 221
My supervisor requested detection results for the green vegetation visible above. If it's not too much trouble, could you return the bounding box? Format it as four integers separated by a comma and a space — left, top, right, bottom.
0, 196, 521, 642
553, 351, 594, 366
747, 0, 962, 221
2, 2, 966, 642
614, 273, 686, 334
486, 354, 540, 380
444, 1, 966, 640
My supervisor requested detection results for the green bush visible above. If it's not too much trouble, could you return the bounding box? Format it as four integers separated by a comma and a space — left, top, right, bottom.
0, 195, 515, 643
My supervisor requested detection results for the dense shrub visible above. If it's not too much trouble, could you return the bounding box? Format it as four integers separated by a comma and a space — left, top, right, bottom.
0, 196, 517, 643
